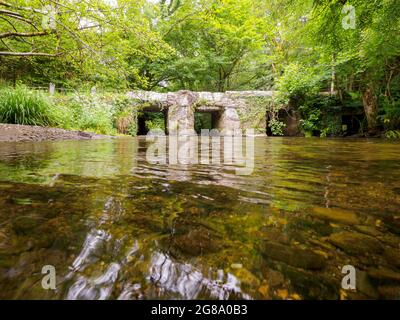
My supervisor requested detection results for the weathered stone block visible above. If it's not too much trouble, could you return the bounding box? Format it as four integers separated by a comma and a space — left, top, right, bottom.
168, 105, 195, 135
216, 107, 241, 135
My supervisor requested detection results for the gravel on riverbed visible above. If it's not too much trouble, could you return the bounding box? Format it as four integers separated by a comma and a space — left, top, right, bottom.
0, 124, 111, 142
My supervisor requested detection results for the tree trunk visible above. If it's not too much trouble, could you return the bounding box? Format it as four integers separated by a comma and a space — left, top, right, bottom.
362, 84, 378, 132
330, 54, 336, 94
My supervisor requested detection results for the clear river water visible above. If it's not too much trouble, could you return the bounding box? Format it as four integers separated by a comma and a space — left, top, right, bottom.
0, 137, 399, 299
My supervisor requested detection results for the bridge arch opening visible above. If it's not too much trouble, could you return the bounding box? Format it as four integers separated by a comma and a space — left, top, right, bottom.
194, 111, 220, 134
137, 109, 167, 136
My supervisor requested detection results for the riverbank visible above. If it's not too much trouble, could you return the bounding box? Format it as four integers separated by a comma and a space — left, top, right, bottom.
0, 124, 111, 142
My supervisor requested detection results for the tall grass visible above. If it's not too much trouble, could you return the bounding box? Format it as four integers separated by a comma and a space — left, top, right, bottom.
0, 86, 58, 126
0, 86, 132, 135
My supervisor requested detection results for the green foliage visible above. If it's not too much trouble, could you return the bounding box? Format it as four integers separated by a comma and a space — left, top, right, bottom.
127, 121, 138, 137
298, 95, 344, 137
379, 99, 400, 130
135, 0, 268, 91
239, 96, 271, 134
1, 0, 399, 135
0, 85, 58, 126
194, 113, 213, 133
299, 109, 320, 134
114, 105, 138, 136
112, 96, 134, 116
0, 0, 173, 89
242, 96, 288, 136
268, 119, 286, 136
55, 92, 135, 135
275, 62, 327, 105
144, 113, 165, 132
308, 0, 400, 130
385, 130, 400, 139
320, 114, 342, 137
55, 94, 117, 135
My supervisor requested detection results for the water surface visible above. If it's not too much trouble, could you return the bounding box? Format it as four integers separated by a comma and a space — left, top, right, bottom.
0, 137, 399, 299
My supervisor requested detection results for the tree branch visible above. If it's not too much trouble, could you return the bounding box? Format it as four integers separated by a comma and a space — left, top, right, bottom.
0, 16, 35, 45
0, 31, 48, 39
0, 10, 35, 26
0, 15, 18, 31
0, 51, 62, 56
0, 38, 12, 51
0, 8, 23, 17
0, 1, 46, 14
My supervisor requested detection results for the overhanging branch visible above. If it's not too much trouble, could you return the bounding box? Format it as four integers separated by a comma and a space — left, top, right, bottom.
0, 51, 62, 56
0, 1, 11, 7
0, 31, 48, 39
0, 1, 46, 14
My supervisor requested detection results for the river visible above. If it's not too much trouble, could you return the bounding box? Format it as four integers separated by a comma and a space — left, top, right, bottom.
0, 137, 399, 299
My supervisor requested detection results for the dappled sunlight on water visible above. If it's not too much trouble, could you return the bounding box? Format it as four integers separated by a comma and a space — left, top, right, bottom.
0, 137, 399, 299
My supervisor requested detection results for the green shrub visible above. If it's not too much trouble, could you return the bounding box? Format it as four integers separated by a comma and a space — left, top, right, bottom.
268, 118, 286, 136
319, 113, 342, 137
144, 112, 165, 132
0, 86, 58, 126
379, 99, 400, 130
111, 96, 140, 136
114, 107, 137, 135
297, 95, 347, 137
299, 108, 320, 134
385, 130, 400, 139
0, 87, 132, 135
56, 94, 117, 135
127, 119, 138, 136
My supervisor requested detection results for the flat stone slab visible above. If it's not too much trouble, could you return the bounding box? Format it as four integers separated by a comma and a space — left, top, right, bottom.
310, 207, 360, 225
127, 90, 274, 108
261, 241, 327, 270
367, 267, 400, 282
327, 231, 383, 255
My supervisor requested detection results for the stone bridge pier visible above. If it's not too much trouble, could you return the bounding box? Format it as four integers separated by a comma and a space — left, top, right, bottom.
166, 90, 197, 134
127, 90, 274, 135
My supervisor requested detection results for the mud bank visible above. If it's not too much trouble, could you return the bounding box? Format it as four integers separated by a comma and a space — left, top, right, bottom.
0, 124, 111, 142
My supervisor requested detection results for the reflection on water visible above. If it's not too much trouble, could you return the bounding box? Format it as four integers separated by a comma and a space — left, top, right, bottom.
0, 137, 399, 300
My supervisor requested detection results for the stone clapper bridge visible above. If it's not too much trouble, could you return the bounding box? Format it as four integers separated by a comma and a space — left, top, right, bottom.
127, 90, 275, 135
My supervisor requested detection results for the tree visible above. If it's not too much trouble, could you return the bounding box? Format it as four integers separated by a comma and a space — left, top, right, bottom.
1, 0, 399, 137
135, 0, 268, 92
0, 0, 173, 88
308, 0, 400, 131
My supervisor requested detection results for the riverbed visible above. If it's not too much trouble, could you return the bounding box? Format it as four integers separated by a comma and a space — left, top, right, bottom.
0, 137, 399, 299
